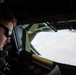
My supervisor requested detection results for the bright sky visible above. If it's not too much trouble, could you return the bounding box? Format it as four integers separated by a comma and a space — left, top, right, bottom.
31, 29, 76, 66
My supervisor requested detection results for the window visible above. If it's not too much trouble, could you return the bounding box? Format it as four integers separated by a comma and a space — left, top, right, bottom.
31, 27, 76, 66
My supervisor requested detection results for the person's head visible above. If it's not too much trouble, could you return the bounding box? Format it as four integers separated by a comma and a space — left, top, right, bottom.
0, 4, 17, 51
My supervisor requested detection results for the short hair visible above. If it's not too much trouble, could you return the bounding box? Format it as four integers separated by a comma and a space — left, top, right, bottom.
0, 3, 17, 26
0, 3, 14, 20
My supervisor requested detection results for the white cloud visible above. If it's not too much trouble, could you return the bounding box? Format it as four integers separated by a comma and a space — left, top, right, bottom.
32, 29, 76, 66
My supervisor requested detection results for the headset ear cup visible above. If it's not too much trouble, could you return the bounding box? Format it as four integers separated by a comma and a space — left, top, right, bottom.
48, 65, 61, 75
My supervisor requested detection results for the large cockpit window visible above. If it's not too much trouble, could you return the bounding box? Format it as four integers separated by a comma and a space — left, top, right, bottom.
31, 29, 76, 66
30, 22, 76, 66
17, 22, 76, 66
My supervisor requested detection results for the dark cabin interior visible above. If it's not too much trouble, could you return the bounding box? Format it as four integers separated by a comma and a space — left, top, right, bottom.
2, 0, 76, 23
1, 0, 75, 30
0, 0, 76, 75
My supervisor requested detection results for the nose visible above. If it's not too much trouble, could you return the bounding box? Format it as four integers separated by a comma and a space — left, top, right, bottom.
5, 37, 11, 43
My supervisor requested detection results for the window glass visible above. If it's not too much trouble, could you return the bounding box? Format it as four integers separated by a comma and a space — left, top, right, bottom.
31, 29, 76, 66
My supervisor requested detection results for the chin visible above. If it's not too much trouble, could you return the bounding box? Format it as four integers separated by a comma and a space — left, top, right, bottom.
0, 48, 3, 51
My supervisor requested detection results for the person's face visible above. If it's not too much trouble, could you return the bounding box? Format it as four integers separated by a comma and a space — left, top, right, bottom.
0, 21, 14, 51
